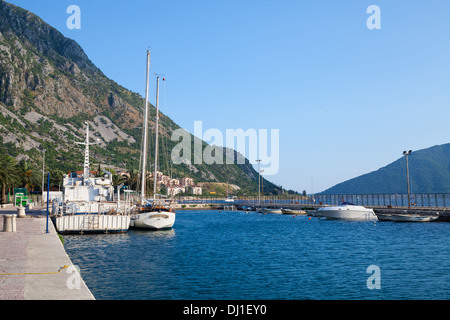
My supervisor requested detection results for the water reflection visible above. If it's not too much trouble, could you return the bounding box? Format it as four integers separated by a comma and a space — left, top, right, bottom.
129, 228, 175, 239
64, 233, 131, 250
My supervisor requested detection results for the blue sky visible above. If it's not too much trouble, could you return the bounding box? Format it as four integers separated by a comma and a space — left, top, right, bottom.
7, 0, 450, 192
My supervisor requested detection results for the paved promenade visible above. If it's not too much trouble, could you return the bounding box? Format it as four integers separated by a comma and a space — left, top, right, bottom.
0, 207, 94, 300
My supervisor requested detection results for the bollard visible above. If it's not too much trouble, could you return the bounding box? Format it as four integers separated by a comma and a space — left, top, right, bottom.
17, 205, 26, 218
3, 214, 13, 232
11, 214, 16, 232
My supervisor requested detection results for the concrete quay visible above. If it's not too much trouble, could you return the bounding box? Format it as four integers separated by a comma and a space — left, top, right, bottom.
0, 207, 94, 300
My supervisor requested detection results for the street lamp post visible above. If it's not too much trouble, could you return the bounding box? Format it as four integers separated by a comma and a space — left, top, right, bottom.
403, 150, 412, 209
260, 169, 264, 204
256, 159, 261, 206
41, 148, 46, 206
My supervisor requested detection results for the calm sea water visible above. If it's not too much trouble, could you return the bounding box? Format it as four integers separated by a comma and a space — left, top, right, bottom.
63, 210, 450, 300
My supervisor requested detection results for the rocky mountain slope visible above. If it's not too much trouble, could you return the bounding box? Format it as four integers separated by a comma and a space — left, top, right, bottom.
0, 0, 279, 194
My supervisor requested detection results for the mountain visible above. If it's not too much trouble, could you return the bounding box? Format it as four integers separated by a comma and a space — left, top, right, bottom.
321, 143, 450, 194
0, 0, 279, 194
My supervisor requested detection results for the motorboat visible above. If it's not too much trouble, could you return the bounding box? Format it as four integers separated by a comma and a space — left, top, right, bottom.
388, 213, 439, 222
375, 210, 439, 222
317, 202, 377, 221
281, 208, 306, 215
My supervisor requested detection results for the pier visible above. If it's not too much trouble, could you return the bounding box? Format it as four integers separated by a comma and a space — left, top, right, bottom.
0, 206, 94, 300
175, 193, 450, 221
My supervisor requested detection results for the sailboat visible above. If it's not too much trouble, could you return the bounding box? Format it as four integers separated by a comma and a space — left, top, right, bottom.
130, 50, 176, 230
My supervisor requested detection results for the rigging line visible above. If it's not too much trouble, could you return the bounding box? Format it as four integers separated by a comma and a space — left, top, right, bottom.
161, 76, 171, 179
136, 111, 144, 196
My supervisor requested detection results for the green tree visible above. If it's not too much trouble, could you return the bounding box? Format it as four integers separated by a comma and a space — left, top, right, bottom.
95, 163, 102, 177
124, 168, 139, 191
0, 154, 19, 203
112, 173, 125, 186
18, 160, 40, 192
49, 169, 65, 187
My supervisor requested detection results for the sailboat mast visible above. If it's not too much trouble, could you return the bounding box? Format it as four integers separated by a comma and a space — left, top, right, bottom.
83, 121, 90, 181
153, 76, 160, 198
140, 50, 151, 203
74, 121, 96, 182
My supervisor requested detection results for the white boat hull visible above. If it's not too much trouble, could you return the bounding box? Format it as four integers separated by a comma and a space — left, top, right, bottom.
389, 214, 439, 222
281, 209, 306, 215
261, 208, 282, 214
318, 205, 377, 221
52, 214, 130, 234
131, 211, 176, 229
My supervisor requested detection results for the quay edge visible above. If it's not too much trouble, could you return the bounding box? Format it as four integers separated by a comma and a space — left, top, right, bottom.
0, 208, 95, 300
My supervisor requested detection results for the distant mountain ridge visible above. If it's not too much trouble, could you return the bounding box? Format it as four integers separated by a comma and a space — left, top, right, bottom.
321, 143, 450, 194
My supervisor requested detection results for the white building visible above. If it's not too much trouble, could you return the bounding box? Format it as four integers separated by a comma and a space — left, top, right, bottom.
181, 177, 194, 186
190, 186, 202, 195
167, 185, 186, 196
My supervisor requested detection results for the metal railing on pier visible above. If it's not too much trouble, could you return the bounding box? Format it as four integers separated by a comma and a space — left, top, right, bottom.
174, 193, 450, 209
310, 193, 449, 208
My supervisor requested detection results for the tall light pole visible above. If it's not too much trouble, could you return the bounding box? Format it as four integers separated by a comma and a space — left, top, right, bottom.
403, 150, 412, 208
260, 169, 264, 204
256, 159, 261, 206
41, 148, 46, 206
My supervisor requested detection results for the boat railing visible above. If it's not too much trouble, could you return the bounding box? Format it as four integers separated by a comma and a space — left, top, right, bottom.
54, 201, 132, 216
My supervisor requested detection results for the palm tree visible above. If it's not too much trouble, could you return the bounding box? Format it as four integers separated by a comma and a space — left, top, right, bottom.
124, 168, 139, 190
18, 159, 40, 192
0, 154, 19, 204
112, 173, 125, 186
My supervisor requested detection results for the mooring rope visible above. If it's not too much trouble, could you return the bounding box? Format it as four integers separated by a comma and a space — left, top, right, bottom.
0, 265, 69, 276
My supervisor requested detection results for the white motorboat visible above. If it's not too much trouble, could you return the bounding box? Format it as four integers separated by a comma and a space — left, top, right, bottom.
281, 208, 306, 215
318, 202, 377, 221
51, 122, 130, 234
130, 50, 175, 230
